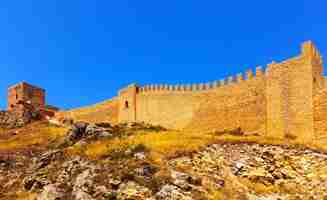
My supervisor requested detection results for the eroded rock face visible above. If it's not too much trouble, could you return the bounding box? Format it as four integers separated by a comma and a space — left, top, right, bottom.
117, 181, 152, 200
33, 150, 65, 170
0, 106, 42, 129
32, 144, 327, 199
169, 143, 327, 199
155, 184, 193, 200
0, 111, 28, 129
37, 184, 65, 200
23, 172, 50, 192
66, 122, 90, 143
1, 122, 327, 200
64, 122, 164, 146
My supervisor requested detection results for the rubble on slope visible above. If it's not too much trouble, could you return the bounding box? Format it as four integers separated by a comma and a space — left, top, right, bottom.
63, 121, 166, 146
0, 110, 31, 129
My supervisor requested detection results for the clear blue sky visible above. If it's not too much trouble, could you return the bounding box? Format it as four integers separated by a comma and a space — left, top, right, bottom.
0, 1, 326, 110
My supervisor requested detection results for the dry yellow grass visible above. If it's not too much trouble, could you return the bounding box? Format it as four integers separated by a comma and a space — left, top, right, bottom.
83, 130, 215, 158
15, 192, 37, 200
68, 128, 327, 164
74, 130, 266, 162
0, 122, 68, 151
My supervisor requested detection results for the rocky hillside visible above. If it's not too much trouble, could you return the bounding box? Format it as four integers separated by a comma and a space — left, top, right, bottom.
0, 121, 327, 200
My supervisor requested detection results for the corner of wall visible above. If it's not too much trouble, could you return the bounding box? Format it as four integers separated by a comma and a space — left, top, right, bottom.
118, 83, 139, 123
301, 41, 323, 65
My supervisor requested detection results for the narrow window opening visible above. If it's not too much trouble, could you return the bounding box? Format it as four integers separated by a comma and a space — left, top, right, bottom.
16, 94, 18, 99
125, 101, 129, 109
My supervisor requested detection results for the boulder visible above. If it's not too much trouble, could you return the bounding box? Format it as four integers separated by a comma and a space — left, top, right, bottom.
66, 122, 89, 143
85, 124, 113, 139
155, 184, 193, 200
33, 150, 64, 170
117, 181, 152, 200
37, 184, 65, 200
170, 170, 201, 190
23, 173, 50, 192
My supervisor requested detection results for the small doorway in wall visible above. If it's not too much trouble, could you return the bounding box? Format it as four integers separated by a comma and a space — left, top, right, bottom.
125, 101, 129, 109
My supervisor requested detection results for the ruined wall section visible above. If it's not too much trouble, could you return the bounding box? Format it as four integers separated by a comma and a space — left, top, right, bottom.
8, 82, 45, 111
135, 67, 266, 133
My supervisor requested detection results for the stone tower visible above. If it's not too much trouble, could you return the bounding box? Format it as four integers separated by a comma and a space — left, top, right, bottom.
7, 82, 45, 111
266, 41, 323, 142
118, 83, 139, 123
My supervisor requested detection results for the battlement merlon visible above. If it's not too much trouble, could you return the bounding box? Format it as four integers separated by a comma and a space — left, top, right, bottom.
301, 40, 323, 65
119, 41, 324, 96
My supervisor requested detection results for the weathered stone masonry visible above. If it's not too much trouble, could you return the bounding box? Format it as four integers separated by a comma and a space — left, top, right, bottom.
116, 41, 327, 143
1, 82, 59, 128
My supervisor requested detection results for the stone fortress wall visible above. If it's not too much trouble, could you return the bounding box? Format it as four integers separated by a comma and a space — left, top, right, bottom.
117, 41, 327, 143
135, 66, 266, 133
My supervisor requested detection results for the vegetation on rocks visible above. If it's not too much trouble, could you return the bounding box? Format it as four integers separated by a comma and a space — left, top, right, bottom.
0, 120, 327, 200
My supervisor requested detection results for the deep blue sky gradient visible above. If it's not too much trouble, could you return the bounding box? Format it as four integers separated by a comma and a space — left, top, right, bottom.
0, 1, 326, 109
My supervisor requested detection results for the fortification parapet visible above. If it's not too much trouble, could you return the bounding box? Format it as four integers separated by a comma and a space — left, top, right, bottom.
237, 73, 243, 82
119, 83, 139, 95
118, 41, 325, 145
157, 84, 161, 91
185, 84, 191, 91
227, 76, 234, 84
302, 41, 323, 65
138, 66, 269, 94
256, 66, 264, 77
191, 84, 196, 91
219, 79, 225, 86
136, 41, 322, 96
206, 83, 211, 89
246, 69, 253, 80
212, 81, 219, 88
197, 83, 203, 90
265, 61, 277, 75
